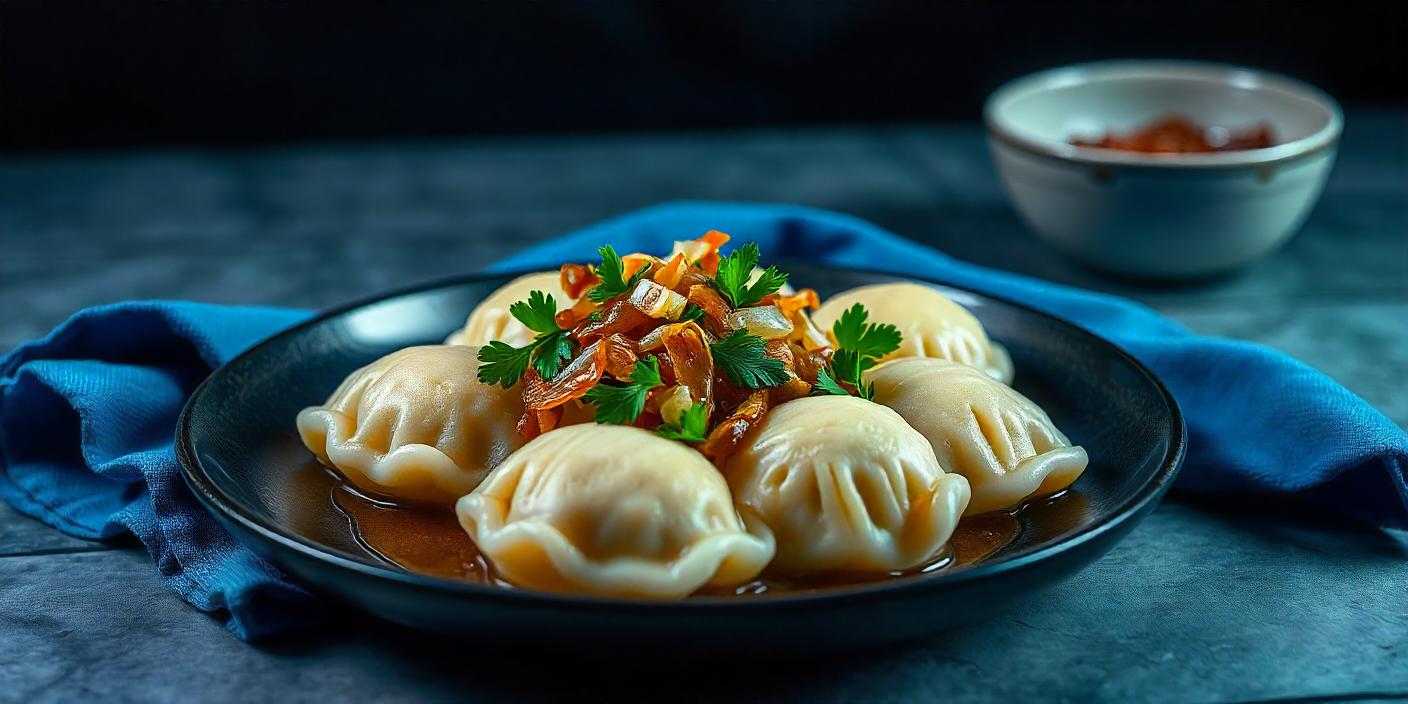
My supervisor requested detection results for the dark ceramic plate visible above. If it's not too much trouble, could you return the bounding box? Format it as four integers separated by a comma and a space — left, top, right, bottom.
176, 264, 1185, 652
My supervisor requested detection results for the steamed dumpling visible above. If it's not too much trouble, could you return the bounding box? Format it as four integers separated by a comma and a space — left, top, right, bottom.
867, 358, 1088, 515
724, 396, 971, 574
446, 272, 566, 347
297, 345, 524, 504
813, 282, 1013, 383
457, 425, 775, 599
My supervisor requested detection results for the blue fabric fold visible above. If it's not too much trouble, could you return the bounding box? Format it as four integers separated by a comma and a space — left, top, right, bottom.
2, 203, 1404, 640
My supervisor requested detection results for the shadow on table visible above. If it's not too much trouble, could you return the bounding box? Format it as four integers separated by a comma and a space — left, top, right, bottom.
249, 496, 1407, 701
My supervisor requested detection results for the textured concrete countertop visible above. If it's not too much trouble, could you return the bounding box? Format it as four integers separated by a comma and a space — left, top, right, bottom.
1, 110, 1405, 703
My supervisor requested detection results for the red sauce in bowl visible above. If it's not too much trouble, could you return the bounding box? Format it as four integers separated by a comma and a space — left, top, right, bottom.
1072, 115, 1276, 153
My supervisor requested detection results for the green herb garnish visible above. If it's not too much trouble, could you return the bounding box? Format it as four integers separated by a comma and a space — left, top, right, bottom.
813, 303, 902, 400
680, 303, 706, 323
587, 244, 649, 303
656, 401, 710, 443
583, 356, 663, 425
476, 290, 574, 388
711, 243, 788, 308
811, 366, 851, 397
710, 329, 789, 389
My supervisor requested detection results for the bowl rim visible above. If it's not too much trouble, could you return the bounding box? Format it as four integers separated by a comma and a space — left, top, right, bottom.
176, 265, 1187, 614
983, 59, 1343, 170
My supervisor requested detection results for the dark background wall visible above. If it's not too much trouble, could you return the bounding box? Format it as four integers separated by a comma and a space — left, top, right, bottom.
3, 0, 1405, 152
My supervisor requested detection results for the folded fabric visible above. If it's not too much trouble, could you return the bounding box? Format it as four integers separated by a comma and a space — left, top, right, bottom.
2, 203, 1404, 641
0, 302, 316, 639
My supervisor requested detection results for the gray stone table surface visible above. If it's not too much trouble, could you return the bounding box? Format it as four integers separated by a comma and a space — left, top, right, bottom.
1, 110, 1405, 703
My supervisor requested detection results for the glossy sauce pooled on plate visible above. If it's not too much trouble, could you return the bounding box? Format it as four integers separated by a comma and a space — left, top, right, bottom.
329, 473, 1036, 596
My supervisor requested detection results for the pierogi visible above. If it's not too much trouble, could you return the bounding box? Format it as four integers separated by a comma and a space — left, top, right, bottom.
867, 357, 1088, 515
445, 272, 567, 347
813, 282, 1013, 383
457, 424, 776, 599
724, 396, 971, 573
297, 345, 524, 504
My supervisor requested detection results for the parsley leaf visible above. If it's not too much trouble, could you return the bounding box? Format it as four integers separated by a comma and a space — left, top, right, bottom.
477, 290, 573, 388
476, 340, 534, 388
588, 245, 648, 303
710, 329, 789, 389
711, 243, 789, 308
831, 303, 902, 363
627, 354, 663, 388
657, 401, 710, 443
532, 331, 573, 379
811, 366, 850, 397
509, 290, 563, 334
819, 303, 902, 401
584, 356, 662, 425
680, 303, 706, 323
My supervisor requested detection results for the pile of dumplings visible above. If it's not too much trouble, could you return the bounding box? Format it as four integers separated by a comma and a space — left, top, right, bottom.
298, 272, 1088, 599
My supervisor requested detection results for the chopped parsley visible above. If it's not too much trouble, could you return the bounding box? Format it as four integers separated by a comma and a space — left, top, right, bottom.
656, 401, 710, 443
679, 303, 706, 323
710, 329, 789, 389
814, 303, 902, 400
811, 366, 851, 397
476, 290, 574, 388
583, 356, 663, 425
587, 244, 649, 303
711, 243, 788, 308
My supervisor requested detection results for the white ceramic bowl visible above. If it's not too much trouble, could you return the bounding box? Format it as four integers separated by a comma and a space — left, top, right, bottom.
984, 61, 1342, 279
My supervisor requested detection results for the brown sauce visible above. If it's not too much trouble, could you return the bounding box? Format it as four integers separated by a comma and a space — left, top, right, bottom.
330, 477, 1030, 597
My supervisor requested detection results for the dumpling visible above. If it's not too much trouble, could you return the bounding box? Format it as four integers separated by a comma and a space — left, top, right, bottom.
724, 396, 971, 574
297, 345, 524, 504
446, 272, 567, 347
813, 282, 1013, 383
867, 358, 1088, 515
457, 424, 775, 599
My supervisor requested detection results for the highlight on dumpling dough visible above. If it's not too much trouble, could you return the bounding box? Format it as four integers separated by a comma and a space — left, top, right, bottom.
457, 424, 776, 599
724, 395, 971, 574
445, 271, 566, 347
813, 282, 1013, 384
867, 357, 1088, 515
296, 345, 525, 504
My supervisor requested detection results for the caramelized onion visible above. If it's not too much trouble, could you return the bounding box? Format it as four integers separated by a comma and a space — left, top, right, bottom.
761, 339, 812, 403
789, 307, 831, 352
788, 341, 828, 384
522, 341, 608, 412
727, 306, 793, 340
517, 392, 566, 440
696, 231, 730, 277
686, 284, 734, 338
622, 254, 659, 281
603, 334, 640, 379
702, 390, 769, 460
671, 230, 731, 266
766, 289, 820, 317
656, 385, 694, 426
575, 298, 656, 342
555, 294, 599, 330
651, 350, 678, 386
654, 253, 689, 290
660, 321, 715, 416
629, 279, 689, 320
559, 263, 599, 300
672, 270, 713, 295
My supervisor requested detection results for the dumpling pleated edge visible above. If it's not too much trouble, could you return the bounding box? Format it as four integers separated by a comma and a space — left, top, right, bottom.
456, 490, 776, 600
296, 407, 488, 504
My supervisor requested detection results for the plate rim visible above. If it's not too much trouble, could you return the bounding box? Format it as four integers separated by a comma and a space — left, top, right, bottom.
175, 264, 1187, 613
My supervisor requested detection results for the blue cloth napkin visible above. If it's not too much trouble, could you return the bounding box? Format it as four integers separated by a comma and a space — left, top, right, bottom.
2, 203, 1404, 640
